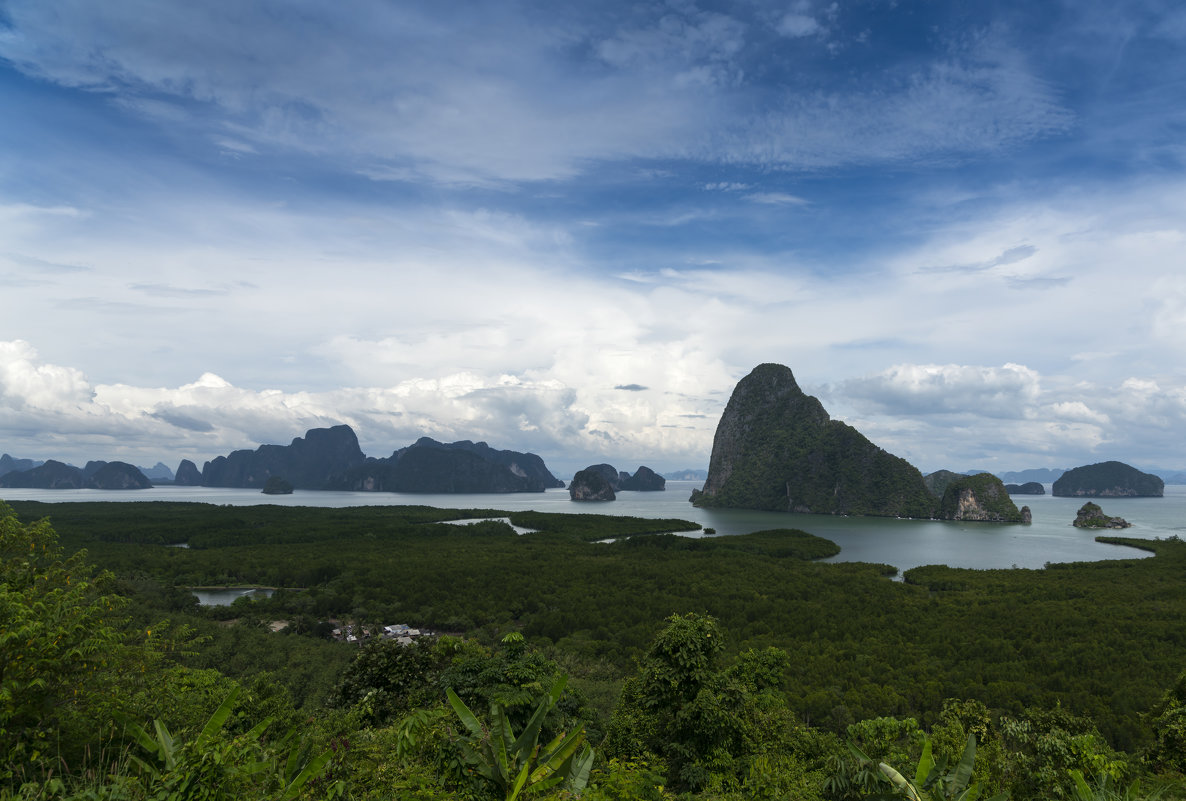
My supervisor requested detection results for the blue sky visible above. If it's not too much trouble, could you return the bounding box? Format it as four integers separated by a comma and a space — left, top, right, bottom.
2, 0, 1186, 477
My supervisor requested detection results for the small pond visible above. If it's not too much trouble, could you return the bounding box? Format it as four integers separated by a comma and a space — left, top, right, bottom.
191, 587, 275, 606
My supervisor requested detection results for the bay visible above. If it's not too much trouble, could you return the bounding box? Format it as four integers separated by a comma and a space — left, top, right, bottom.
4, 481, 1182, 574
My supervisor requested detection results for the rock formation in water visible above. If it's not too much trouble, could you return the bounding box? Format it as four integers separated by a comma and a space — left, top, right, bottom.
1004, 482, 1045, 495
1020, 505, 1032, 524
331, 437, 563, 493
569, 467, 616, 501
202, 425, 367, 489
0, 454, 42, 477
1073, 501, 1131, 529
0, 459, 84, 489
570, 463, 665, 494
1052, 461, 1164, 498
261, 475, 295, 495
86, 461, 152, 490
582, 464, 622, 490
175, 459, 203, 486
691, 363, 939, 517
620, 465, 666, 491
938, 473, 1024, 522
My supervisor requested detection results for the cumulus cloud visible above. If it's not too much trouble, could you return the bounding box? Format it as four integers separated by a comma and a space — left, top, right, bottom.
0, 340, 724, 471
776, 13, 821, 38
842, 363, 1043, 419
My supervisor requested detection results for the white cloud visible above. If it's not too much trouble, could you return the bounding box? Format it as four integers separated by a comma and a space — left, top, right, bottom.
777, 13, 821, 38
842, 362, 1043, 419
745, 191, 809, 205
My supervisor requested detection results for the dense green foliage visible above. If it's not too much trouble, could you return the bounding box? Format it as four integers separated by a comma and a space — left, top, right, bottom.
923, 471, 965, 499
4, 498, 1186, 800
938, 473, 1023, 522
1053, 462, 1165, 498
0, 503, 124, 779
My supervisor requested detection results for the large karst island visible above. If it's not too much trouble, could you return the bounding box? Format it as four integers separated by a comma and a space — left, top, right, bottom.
1052, 460, 1164, 497
201, 426, 564, 493
0, 426, 565, 494
568, 463, 666, 501
0, 459, 151, 490
690, 363, 1027, 522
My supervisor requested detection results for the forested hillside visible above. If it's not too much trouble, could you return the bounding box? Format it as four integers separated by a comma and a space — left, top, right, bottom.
3, 500, 1185, 800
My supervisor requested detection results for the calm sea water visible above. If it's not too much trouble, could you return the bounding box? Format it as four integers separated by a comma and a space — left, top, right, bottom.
5, 481, 1183, 574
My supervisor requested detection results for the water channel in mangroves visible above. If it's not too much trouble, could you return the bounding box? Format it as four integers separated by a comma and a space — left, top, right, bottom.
5, 480, 1185, 575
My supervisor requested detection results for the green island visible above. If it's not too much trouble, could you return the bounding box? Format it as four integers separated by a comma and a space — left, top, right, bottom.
4, 499, 1186, 800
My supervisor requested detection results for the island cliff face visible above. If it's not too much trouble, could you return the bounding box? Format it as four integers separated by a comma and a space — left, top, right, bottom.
1052, 461, 1164, 498
1004, 482, 1045, 495
331, 437, 563, 493
620, 465, 665, 491
0, 459, 151, 489
174, 459, 203, 486
691, 363, 938, 517
569, 468, 616, 501
938, 473, 1024, 522
0, 460, 85, 489
86, 461, 152, 490
567, 464, 665, 500
202, 425, 366, 489
0, 454, 42, 477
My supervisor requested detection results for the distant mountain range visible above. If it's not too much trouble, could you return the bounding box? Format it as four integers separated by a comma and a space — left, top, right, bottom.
663, 469, 707, 481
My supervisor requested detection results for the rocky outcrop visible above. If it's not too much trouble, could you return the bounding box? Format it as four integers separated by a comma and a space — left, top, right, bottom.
1021, 506, 1032, 524
86, 462, 152, 490
583, 464, 622, 490
570, 463, 666, 493
1053, 461, 1163, 498
0, 459, 84, 489
202, 425, 367, 489
262, 476, 294, 495
939, 473, 1024, 522
0, 454, 42, 477
175, 459, 203, 486
620, 466, 666, 491
1004, 482, 1045, 495
691, 363, 938, 517
1073, 502, 1131, 529
331, 437, 563, 493
924, 470, 965, 498
569, 468, 616, 501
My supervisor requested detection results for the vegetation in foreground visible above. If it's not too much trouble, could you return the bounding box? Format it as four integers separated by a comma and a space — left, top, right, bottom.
3, 499, 1186, 800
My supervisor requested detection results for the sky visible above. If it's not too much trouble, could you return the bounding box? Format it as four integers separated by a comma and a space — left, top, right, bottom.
2, 0, 1186, 479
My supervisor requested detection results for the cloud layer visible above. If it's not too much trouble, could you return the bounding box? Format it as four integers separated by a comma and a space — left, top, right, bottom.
2, 1, 1186, 475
